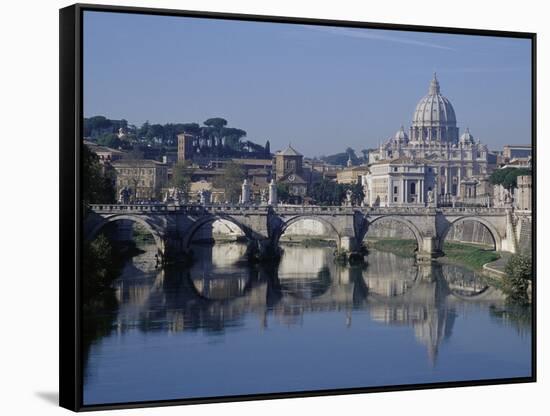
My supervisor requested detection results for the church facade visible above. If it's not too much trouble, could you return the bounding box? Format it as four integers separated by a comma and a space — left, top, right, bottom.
364, 74, 494, 207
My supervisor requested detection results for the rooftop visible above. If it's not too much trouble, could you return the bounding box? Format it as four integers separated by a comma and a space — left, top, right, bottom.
112, 159, 166, 167
277, 144, 302, 157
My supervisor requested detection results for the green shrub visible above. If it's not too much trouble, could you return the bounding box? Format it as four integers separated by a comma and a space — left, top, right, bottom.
503, 254, 532, 304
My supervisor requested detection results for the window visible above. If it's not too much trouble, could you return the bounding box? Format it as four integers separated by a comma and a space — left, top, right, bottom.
394, 186, 398, 194
410, 182, 416, 195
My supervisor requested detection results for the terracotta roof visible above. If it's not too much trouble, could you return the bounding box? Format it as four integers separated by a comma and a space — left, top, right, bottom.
112, 159, 166, 167
277, 145, 302, 157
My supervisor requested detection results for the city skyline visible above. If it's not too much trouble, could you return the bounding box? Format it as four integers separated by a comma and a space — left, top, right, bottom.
83, 11, 532, 156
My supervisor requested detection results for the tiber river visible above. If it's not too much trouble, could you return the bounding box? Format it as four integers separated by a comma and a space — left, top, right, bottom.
82, 240, 532, 405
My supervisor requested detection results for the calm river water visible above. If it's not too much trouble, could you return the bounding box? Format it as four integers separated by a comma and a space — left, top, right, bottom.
83, 243, 532, 405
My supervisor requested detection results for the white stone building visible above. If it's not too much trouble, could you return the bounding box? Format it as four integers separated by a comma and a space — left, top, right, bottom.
362, 158, 437, 207
367, 74, 492, 201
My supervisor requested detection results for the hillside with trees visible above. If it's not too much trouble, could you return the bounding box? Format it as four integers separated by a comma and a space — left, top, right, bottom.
84, 115, 271, 159
320, 147, 366, 166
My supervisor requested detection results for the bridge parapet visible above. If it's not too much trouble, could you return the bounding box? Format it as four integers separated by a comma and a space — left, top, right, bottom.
363, 206, 436, 216
89, 203, 274, 215
90, 203, 359, 216
438, 207, 508, 216
90, 203, 511, 217
274, 205, 355, 215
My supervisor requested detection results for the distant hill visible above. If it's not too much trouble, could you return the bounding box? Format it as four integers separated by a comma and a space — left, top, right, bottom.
84, 115, 270, 159
320, 148, 366, 166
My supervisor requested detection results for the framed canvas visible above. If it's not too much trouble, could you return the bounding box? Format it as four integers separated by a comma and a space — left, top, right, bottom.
59, 3, 536, 411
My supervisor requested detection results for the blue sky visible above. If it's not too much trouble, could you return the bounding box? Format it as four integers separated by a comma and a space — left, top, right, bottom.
83, 11, 532, 155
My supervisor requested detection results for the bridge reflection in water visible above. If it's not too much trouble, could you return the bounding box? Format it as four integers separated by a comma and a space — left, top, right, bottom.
109, 243, 504, 363
83, 241, 531, 405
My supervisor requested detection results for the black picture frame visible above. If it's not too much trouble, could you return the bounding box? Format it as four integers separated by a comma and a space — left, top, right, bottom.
60, 3, 537, 412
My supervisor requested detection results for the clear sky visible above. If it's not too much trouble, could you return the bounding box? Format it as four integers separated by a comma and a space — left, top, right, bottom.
83, 11, 532, 156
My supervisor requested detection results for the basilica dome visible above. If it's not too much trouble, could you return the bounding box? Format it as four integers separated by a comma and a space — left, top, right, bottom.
412, 73, 456, 127
393, 125, 409, 143
410, 73, 459, 143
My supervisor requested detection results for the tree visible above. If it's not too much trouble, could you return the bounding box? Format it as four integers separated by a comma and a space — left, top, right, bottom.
203, 117, 228, 148
82, 234, 115, 300
203, 117, 228, 130
138, 121, 151, 141
213, 162, 245, 203
503, 254, 532, 304
170, 161, 194, 201
148, 123, 165, 143
276, 182, 291, 203
322, 148, 359, 166
181, 122, 201, 136
82, 145, 116, 207
309, 179, 346, 206
223, 127, 247, 150
345, 181, 365, 205
84, 115, 112, 137
96, 133, 121, 149
490, 167, 531, 190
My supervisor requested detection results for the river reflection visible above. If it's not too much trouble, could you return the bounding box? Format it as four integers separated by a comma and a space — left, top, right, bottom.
83, 242, 532, 405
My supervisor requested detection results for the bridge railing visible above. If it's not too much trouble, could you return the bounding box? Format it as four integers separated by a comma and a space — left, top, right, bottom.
438, 207, 508, 215
362, 206, 436, 215
89, 203, 359, 215
89, 203, 510, 216
89, 203, 271, 214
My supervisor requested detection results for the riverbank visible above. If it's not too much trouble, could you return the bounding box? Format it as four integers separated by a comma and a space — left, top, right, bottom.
439, 242, 500, 271
280, 238, 336, 247
366, 238, 500, 272
365, 238, 416, 258
482, 253, 512, 279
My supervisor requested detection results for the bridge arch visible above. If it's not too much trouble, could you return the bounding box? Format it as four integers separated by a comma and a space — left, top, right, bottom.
85, 214, 165, 257
363, 215, 423, 249
274, 215, 341, 245
182, 215, 250, 248
440, 216, 502, 252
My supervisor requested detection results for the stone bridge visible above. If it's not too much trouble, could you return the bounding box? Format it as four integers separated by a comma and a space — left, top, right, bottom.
84, 204, 519, 263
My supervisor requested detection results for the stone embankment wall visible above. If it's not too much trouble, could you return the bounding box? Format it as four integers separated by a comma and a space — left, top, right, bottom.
445, 220, 494, 247
365, 219, 416, 240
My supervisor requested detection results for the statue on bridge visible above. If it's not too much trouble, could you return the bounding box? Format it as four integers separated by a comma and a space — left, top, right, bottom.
118, 187, 131, 204
240, 179, 251, 205
199, 189, 212, 205
345, 188, 353, 206
268, 179, 277, 206
260, 187, 268, 205
427, 189, 434, 205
